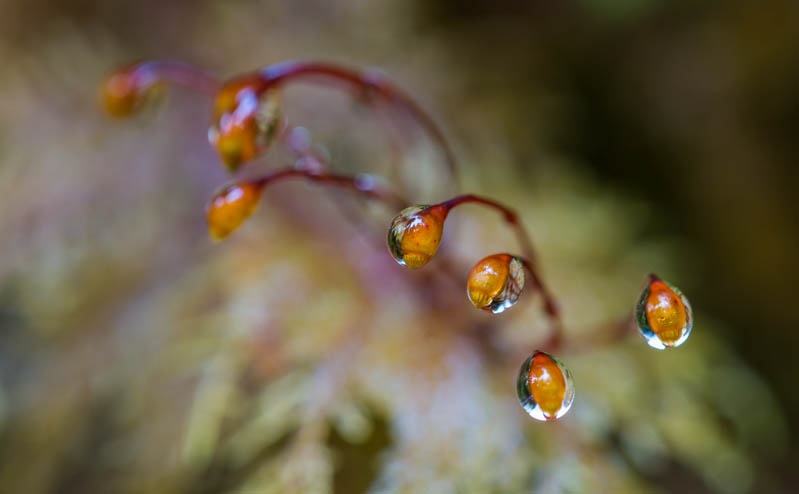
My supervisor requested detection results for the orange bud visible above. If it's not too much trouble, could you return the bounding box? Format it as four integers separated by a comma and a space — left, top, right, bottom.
206, 183, 262, 240
101, 64, 159, 117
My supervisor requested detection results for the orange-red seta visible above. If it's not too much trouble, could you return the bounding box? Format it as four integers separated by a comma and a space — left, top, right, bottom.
206, 182, 262, 240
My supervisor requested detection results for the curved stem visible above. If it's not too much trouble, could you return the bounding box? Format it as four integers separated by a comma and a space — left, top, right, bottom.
244, 168, 411, 261
439, 194, 534, 257
438, 194, 563, 340
133, 60, 220, 95
250, 169, 408, 210
256, 61, 459, 189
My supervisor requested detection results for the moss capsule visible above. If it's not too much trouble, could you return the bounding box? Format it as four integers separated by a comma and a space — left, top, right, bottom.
101, 64, 160, 117
387, 205, 447, 269
208, 78, 282, 172
635, 274, 693, 350
467, 254, 525, 313
517, 351, 574, 421
206, 182, 262, 240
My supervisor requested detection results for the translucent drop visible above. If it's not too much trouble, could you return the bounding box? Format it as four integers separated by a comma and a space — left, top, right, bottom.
517, 351, 575, 421
467, 254, 525, 313
209, 79, 283, 171
387, 205, 446, 269
635, 275, 693, 350
206, 183, 262, 240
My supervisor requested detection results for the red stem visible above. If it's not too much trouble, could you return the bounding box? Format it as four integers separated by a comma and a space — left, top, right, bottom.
438, 194, 563, 343
251, 169, 408, 210
254, 61, 459, 188
133, 60, 220, 96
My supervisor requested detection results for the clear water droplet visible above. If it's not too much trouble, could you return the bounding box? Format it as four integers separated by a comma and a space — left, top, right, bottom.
467, 254, 525, 313
209, 82, 283, 171
635, 275, 693, 350
387, 205, 446, 269
517, 351, 575, 421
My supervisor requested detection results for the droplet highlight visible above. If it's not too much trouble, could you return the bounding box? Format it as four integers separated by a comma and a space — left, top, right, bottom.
635, 274, 693, 350
517, 351, 575, 421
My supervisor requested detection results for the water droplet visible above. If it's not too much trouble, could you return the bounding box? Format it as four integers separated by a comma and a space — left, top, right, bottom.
206, 182, 262, 240
635, 274, 693, 350
517, 351, 575, 421
209, 79, 283, 172
467, 254, 525, 313
387, 205, 447, 269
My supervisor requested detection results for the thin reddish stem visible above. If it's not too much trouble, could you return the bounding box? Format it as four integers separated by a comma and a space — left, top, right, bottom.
133, 60, 220, 95
438, 194, 563, 342
254, 61, 458, 188
250, 169, 408, 210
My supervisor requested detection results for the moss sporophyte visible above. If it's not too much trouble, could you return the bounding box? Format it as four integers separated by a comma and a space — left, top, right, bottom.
103, 59, 693, 422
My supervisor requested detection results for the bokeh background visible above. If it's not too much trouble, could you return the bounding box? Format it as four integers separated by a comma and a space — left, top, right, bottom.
1, 0, 797, 492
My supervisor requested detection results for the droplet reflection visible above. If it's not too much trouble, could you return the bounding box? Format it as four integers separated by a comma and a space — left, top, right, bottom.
467, 254, 525, 313
208, 79, 283, 172
387, 205, 447, 269
517, 351, 574, 421
635, 274, 693, 350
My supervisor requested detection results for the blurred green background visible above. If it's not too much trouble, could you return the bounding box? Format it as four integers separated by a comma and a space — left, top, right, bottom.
0, 0, 797, 492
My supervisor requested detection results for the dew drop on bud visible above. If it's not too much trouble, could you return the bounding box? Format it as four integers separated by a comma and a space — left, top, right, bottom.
206, 182, 262, 240
209, 79, 283, 172
517, 351, 575, 421
635, 274, 693, 350
467, 254, 525, 313
386, 205, 447, 269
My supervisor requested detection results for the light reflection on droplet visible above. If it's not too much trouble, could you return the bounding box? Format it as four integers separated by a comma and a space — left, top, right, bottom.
467, 254, 525, 314
386, 205, 446, 269
517, 351, 575, 421
635, 275, 693, 350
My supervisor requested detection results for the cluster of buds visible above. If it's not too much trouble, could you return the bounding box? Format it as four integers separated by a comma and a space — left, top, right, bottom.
101, 59, 693, 422
385, 194, 693, 420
